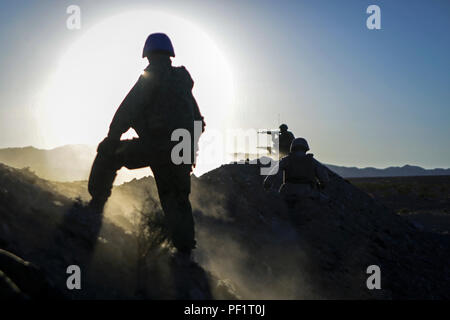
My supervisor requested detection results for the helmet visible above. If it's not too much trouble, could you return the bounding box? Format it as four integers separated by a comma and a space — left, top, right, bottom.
279, 124, 288, 132
142, 33, 175, 58
290, 137, 310, 152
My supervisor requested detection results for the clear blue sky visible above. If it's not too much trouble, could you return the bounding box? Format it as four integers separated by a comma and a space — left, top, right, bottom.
0, 0, 449, 168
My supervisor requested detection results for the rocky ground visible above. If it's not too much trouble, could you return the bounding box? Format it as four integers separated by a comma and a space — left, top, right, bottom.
0, 162, 449, 299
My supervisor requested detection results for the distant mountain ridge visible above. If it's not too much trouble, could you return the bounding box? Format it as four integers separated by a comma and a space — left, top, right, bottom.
325, 164, 450, 178
0, 145, 147, 184
0, 145, 96, 182
0, 145, 448, 181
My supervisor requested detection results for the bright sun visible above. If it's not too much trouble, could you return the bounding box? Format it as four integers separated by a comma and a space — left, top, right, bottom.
36, 10, 235, 177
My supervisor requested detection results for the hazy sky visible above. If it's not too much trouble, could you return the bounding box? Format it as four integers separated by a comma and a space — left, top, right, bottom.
0, 0, 449, 169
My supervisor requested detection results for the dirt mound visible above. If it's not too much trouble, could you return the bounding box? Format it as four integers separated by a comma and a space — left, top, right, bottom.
0, 163, 236, 299
0, 161, 449, 299
0, 249, 63, 299
187, 163, 450, 299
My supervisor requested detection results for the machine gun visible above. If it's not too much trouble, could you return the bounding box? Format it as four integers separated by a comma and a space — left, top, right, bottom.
257, 129, 281, 155
257, 129, 280, 135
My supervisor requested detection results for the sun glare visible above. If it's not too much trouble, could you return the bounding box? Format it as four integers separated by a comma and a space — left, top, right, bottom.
35, 10, 235, 176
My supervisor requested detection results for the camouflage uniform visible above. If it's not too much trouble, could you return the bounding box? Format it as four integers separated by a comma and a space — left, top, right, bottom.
88, 56, 204, 252
264, 150, 329, 210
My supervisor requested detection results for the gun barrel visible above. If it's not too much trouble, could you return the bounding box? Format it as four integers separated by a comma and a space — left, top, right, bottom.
258, 129, 280, 134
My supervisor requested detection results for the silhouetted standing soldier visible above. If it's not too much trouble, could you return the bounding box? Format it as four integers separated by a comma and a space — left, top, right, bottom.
273, 124, 295, 157
88, 33, 205, 258
277, 124, 295, 157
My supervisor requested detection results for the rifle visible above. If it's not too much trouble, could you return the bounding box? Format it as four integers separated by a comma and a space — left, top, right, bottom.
257, 129, 280, 135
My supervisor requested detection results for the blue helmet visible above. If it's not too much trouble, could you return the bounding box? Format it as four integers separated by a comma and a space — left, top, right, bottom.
142, 33, 175, 58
